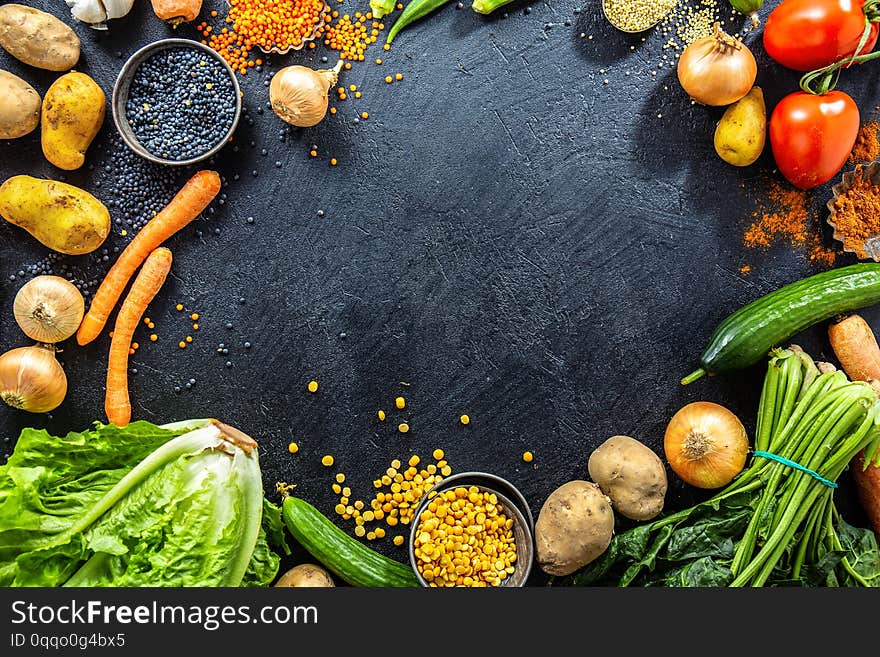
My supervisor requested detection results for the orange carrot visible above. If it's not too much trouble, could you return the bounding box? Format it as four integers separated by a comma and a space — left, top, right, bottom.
105, 247, 173, 427
78, 170, 220, 346
852, 450, 880, 538
828, 314, 880, 383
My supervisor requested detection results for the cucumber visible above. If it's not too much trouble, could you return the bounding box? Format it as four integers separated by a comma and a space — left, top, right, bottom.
683, 264, 880, 384
281, 496, 419, 587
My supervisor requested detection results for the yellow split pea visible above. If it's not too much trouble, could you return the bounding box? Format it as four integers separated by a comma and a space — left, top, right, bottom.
413, 486, 517, 587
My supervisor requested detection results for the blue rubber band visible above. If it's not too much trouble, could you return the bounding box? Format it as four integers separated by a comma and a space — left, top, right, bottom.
753, 450, 838, 489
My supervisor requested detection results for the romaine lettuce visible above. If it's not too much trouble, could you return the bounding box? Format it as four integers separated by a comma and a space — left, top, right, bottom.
0, 419, 285, 587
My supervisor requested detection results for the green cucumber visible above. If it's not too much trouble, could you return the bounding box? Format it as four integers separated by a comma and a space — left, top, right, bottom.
683, 264, 880, 384
281, 496, 419, 587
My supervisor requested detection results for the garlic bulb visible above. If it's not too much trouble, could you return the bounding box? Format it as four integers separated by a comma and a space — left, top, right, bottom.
66, 0, 135, 29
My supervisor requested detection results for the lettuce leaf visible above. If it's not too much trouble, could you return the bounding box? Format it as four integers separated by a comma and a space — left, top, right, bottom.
0, 420, 281, 587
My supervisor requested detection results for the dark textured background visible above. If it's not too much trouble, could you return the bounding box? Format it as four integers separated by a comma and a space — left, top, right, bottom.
1, 0, 878, 585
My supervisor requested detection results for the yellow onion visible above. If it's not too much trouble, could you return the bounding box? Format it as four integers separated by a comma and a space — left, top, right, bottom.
269, 60, 343, 128
0, 344, 68, 413
677, 22, 757, 106
664, 401, 748, 489
13, 275, 84, 343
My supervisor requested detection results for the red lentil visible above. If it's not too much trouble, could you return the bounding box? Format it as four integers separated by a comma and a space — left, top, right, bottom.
200, 0, 330, 73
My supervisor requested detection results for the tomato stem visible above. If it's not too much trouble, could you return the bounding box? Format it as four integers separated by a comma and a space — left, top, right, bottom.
800, 18, 880, 95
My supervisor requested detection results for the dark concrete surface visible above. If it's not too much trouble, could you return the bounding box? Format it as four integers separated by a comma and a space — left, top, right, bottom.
1, 0, 878, 584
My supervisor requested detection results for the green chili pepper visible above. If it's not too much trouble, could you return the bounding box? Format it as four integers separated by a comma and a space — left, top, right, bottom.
472, 0, 516, 15
387, 0, 455, 43
370, 0, 397, 19
728, 0, 763, 26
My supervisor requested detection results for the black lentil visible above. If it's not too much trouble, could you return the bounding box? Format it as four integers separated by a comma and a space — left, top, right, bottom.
126, 47, 237, 161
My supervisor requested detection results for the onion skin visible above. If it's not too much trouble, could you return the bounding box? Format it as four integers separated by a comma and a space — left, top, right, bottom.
270, 61, 343, 128
0, 344, 67, 413
13, 275, 85, 343
664, 401, 749, 489
677, 23, 757, 107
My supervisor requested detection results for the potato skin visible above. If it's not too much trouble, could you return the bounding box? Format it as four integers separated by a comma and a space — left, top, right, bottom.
274, 564, 335, 587
714, 86, 766, 167
0, 175, 110, 255
41, 71, 106, 171
0, 5, 80, 72
588, 435, 667, 521
535, 480, 614, 576
0, 69, 40, 139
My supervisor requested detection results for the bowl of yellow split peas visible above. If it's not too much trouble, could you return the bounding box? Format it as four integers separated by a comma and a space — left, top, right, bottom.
408, 472, 534, 587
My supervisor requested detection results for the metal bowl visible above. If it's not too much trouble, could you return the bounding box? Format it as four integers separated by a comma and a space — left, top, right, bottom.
601, 0, 673, 34
111, 38, 242, 166
826, 160, 880, 260
408, 472, 534, 588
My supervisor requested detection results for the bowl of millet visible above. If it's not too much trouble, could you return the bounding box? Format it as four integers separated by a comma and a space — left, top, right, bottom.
112, 38, 241, 166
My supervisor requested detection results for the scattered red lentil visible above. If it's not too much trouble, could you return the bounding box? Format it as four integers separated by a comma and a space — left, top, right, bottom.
200, 0, 330, 74
739, 265, 752, 275
330, 157, 338, 166
150, 334, 158, 342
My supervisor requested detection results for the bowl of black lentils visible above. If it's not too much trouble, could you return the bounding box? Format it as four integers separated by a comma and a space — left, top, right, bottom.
112, 38, 241, 166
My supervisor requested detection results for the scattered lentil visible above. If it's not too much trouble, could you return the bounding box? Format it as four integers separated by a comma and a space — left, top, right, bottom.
322, 455, 335, 467
288, 442, 299, 454
308, 380, 319, 393
395, 396, 405, 409
398, 422, 409, 433
200, 0, 329, 73
460, 414, 470, 425
523, 451, 534, 463
378, 409, 386, 421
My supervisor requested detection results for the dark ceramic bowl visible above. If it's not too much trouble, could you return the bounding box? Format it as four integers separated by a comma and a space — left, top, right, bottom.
111, 38, 241, 166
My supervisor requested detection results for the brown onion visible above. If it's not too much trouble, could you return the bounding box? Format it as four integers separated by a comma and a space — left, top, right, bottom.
677, 23, 757, 107
269, 60, 343, 128
0, 344, 67, 413
13, 275, 84, 343
664, 401, 749, 489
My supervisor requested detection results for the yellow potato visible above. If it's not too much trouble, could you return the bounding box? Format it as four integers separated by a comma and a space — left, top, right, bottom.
0, 69, 40, 139
41, 72, 106, 171
0, 5, 80, 72
274, 564, 335, 587
0, 175, 110, 255
714, 86, 766, 167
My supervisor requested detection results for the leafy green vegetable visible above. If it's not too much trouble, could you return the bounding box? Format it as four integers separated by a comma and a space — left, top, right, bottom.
0, 419, 285, 587
560, 348, 880, 588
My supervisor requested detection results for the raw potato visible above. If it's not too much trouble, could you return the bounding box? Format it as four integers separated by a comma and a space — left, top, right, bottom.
714, 86, 766, 167
0, 5, 80, 72
41, 71, 106, 171
535, 480, 614, 576
588, 435, 667, 521
0, 175, 110, 255
274, 563, 335, 587
0, 69, 40, 139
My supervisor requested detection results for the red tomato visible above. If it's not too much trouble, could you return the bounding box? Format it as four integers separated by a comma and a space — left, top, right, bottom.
769, 90, 860, 190
763, 0, 879, 71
